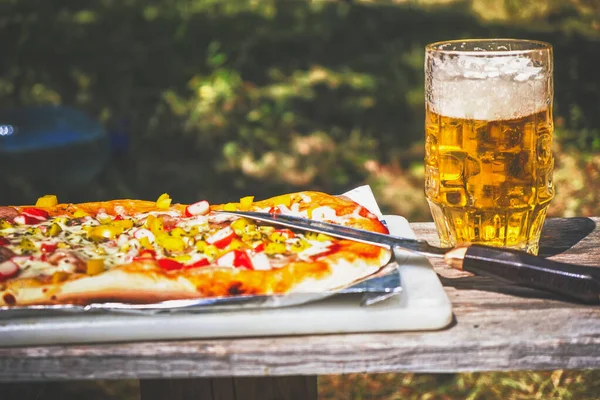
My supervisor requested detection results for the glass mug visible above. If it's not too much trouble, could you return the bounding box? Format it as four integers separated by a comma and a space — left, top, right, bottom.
424, 39, 554, 255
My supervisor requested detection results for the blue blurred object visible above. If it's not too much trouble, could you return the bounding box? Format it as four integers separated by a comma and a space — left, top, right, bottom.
0, 105, 110, 186
108, 117, 131, 157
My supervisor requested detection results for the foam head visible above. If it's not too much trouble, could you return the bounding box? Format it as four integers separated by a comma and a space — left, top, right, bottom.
426, 42, 553, 121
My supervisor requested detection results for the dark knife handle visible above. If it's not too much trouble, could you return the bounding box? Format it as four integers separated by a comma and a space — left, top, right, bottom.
462, 245, 600, 304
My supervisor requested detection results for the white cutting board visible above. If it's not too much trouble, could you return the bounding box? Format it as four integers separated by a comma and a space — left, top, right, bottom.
0, 215, 453, 347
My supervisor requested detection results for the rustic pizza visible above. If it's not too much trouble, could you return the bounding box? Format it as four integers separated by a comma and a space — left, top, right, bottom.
0, 191, 392, 307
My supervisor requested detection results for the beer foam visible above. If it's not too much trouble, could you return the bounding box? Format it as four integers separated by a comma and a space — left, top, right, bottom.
427, 55, 551, 121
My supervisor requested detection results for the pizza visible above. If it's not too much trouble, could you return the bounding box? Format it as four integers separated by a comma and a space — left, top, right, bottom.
0, 191, 392, 307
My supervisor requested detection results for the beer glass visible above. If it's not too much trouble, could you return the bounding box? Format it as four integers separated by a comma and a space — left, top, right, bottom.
424, 39, 554, 255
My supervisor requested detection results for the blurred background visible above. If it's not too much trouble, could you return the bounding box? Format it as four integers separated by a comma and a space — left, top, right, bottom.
1, 0, 600, 221
1, 0, 599, 398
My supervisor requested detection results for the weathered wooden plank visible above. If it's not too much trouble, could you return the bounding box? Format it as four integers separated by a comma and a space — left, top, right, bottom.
1, 300, 597, 380
0, 218, 598, 381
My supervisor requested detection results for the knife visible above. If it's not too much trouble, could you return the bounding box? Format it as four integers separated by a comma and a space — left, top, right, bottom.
216, 211, 600, 304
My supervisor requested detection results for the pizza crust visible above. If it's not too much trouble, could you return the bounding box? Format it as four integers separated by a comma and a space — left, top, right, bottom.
290, 244, 391, 293
0, 242, 391, 306
1, 268, 199, 306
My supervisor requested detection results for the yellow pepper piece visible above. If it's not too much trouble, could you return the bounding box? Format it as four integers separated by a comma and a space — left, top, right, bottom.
148, 217, 164, 234
47, 223, 62, 237
231, 218, 250, 235
227, 238, 248, 251
291, 239, 311, 253
20, 238, 36, 252
0, 220, 12, 229
73, 209, 89, 218
275, 194, 292, 208
223, 203, 237, 211
157, 193, 170, 202
159, 236, 186, 252
26, 227, 42, 236
86, 259, 105, 275
241, 231, 262, 242
195, 240, 207, 252
173, 254, 192, 263
316, 233, 334, 241
110, 219, 134, 231
35, 194, 58, 207
156, 193, 172, 209
144, 214, 156, 228
269, 231, 288, 243
88, 225, 121, 241
203, 244, 219, 259
265, 242, 286, 255
57, 242, 69, 249
170, 227, 187, 237
139, 236, 153, 249
259, 226, 275, 234
97, 215, 112, 224
187, 225, 201, 236
239, 196, 254, 210
304, 232, 320, 241
298, 231, 332, 241
52, 271, 70, 283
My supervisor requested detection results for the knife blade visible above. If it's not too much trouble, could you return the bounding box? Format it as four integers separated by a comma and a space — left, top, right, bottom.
216, 210, 600, 304
215, 211, 447, 257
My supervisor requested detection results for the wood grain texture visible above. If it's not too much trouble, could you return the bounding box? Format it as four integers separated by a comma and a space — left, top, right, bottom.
0, 218, 598, 381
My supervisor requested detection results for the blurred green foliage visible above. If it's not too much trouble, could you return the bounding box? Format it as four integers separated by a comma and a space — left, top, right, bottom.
320, 369, 600, 400
0, 0, 599, 218
1, 2, 599, 399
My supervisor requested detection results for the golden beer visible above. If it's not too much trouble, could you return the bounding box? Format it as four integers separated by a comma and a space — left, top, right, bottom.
425, 108, 554, 254
425, 39, 554, 254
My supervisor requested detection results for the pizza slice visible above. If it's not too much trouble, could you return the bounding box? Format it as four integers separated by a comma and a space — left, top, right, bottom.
0, 191, 392, 306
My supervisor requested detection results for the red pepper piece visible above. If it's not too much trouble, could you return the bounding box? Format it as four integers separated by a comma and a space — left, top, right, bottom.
0, 237, 9, 246
163, 224, 176, 232
233, 250, 253, 270
253, 242, 265, 253
13, 214, 45, 225
162, 218, 178, 232
41, 243, 58, 253
133, 249, 157, 261
113, 214, 124, 221
268, 207, 282, 215
217, 250, 254, 270
21, 207, 49, 219
157, 258, 184, 271
184, 258, 210, 269
206, 226, 237, 249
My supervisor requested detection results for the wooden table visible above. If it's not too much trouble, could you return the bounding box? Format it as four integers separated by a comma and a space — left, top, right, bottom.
1, 217, 599, 400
